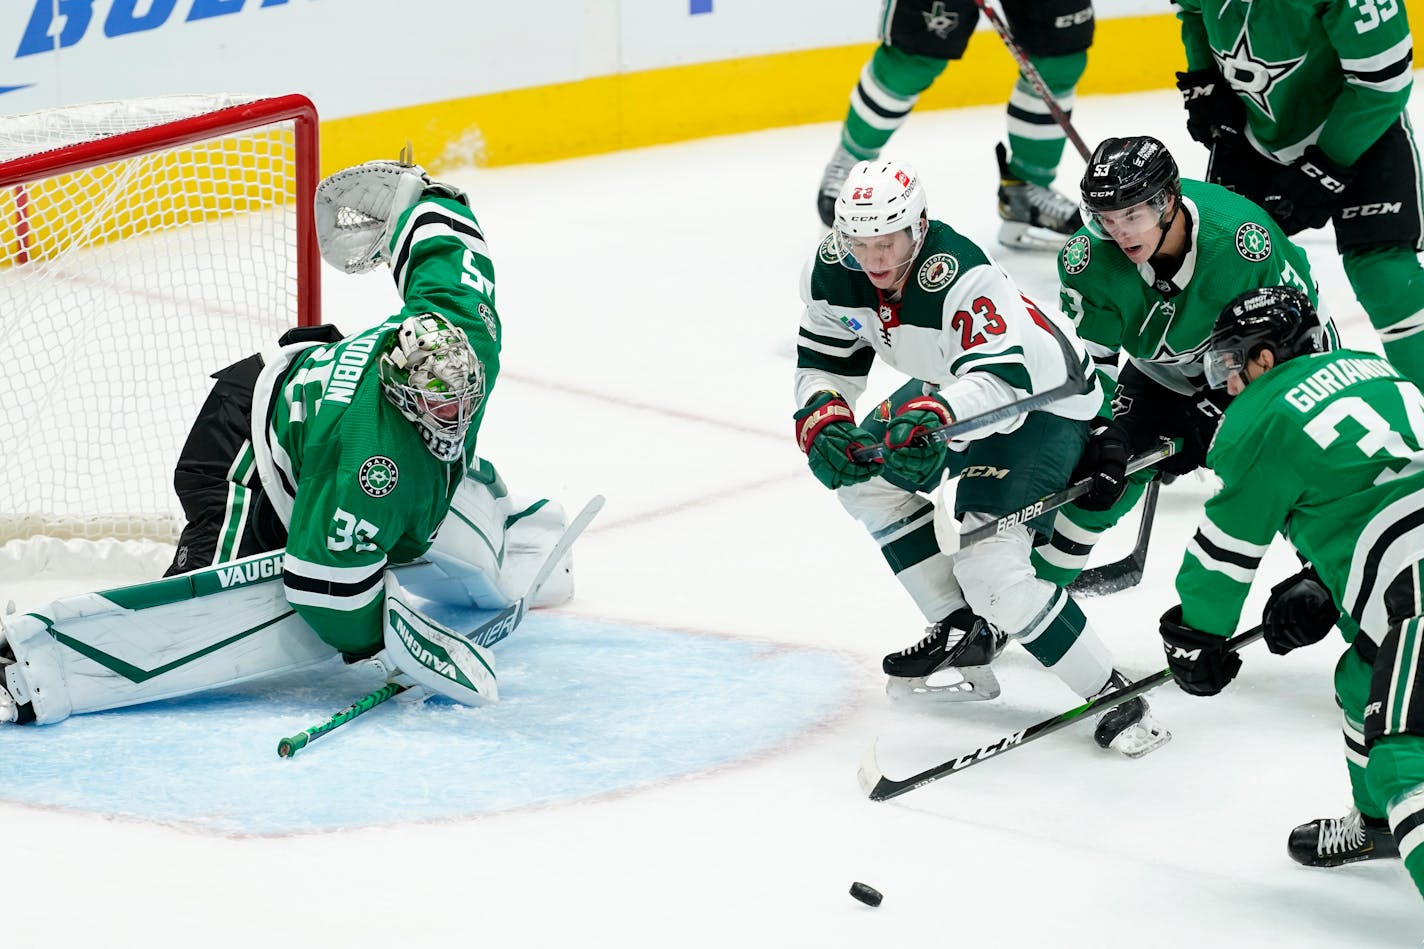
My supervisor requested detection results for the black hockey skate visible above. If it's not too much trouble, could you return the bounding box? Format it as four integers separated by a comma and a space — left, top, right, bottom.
1288, 808, 1399, 868
1091, 671, 1171, 758
883, 608, 1007, 702
995, 142, 1080, 251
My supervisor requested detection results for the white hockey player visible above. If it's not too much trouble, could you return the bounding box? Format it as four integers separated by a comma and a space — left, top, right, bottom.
793, 159, 1168, 756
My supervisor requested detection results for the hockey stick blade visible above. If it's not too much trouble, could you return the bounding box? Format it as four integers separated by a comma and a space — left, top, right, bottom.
1069, 478, 1162, 597
277, 494, 605, 758
859, 625, 1265, 801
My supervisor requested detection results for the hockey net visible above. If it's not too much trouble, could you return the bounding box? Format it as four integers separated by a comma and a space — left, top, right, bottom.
0, 94, 319, 553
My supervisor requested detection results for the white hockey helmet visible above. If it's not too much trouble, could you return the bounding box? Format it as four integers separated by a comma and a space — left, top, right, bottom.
378, 313, 484, 462
832, 160, 928, 273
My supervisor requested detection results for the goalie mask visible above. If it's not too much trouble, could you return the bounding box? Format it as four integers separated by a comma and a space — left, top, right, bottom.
832, 160, 928, 291
379, 314, 484, 462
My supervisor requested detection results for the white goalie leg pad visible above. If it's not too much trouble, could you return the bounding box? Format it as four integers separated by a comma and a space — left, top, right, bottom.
419, 473, 516, 609
3, 550, 338, 725
502, 496, 573, 608
418, 473, 575, 611
382, 573, 497, 705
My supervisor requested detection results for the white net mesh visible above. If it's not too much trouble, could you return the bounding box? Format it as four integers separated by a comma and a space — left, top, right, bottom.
0, 94, 314, 544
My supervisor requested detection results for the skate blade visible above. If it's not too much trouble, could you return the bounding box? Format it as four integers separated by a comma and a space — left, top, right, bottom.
996, 220, 1072, 252
1107, 722, 1172, 759
886, 666, 1001, 703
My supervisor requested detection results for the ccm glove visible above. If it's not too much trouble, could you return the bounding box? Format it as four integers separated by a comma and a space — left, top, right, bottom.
1071, 418, 1131, 511
1175, 69, 1246, 146
1264, 145, 1356, 235
882, 394, 953, 485
1160, 605, 1242, 697
1262, 566, 1339, 656
793, 391, 882, 490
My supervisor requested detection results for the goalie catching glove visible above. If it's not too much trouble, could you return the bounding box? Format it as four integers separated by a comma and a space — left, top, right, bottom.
881, 393, 952, 484
793, 391, 882, 489
315, 159, 469, 274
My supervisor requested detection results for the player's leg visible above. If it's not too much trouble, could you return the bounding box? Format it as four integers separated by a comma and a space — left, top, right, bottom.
165, 352, 287, 576
1335, 117, 1424, 386
1032, 472, 1148, 586
836, 381, 1004, 696
816, 0, 975, 226
993, 0, 1093, 248
950, 411, 1168, 755
1360, 564, 1424, 892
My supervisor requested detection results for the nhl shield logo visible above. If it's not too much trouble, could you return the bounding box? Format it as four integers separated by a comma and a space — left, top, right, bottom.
917, 253, 959, 292
1235, 223, 1272, 262
358, 455, 400, 498
1062, 235, 1091, 275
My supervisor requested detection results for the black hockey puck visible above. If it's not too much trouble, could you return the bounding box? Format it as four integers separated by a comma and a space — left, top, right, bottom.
849, 882, 882, 907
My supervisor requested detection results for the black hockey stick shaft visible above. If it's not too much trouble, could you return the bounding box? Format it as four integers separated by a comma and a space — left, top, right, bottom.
851, 345, 1088, 463
860, 625, 1265, 801
973, 0, 1092, 162
1069, 477, 1161, 596
947, 441, 1173, 552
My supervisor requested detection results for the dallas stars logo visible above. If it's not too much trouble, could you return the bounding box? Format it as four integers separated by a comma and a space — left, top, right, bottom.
358, 455, 399, 498
921, 1, 958, 38
1061, 235, 1091, 275
1214, 28, 1303, 121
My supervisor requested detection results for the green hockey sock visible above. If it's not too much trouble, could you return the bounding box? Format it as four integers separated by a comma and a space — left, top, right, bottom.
1005, 52, 1086, 186
1031, 475, 1148, 586
840, 45, 948, 158
1343, 245, 1424, 387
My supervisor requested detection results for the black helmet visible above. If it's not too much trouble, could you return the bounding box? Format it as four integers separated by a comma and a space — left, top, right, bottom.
1204, 286, 1323, 389
1079, 136, 1180, 213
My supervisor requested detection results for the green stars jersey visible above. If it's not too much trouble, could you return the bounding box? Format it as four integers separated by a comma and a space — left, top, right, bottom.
1176, 0, 1414, 165
1178, 348, 1424, 652
249, 193, 503, 655
796, 220, 1100, 435
1059, 178, 1331, 395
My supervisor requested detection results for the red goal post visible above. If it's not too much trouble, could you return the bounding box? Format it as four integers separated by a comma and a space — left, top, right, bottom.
0, 94, 320, 546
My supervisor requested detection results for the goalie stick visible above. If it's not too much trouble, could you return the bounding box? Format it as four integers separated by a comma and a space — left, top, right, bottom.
276, 494, 606, 758
973, 0, 1092, 163
1068, 477, 1161, 597
940, 440, 1174, 553
857, 625, 1265, 801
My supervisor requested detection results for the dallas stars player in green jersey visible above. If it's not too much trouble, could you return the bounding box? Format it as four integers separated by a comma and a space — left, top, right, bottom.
1161, 286, 1424, 892
815, 0, 1094, 249
794, 158, 1168, 756
1174, 0, 1424, 382
165, 161, 571, 660
1033, 135, 1338, 586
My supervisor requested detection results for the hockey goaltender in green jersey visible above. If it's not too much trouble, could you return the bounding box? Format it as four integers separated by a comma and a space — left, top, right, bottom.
1158, 286, 1424, 902
0, 160, 592, 727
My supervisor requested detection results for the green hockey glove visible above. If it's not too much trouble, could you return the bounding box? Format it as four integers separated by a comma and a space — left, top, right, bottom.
793, 391, 882, 490
883, 394, 953, 484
